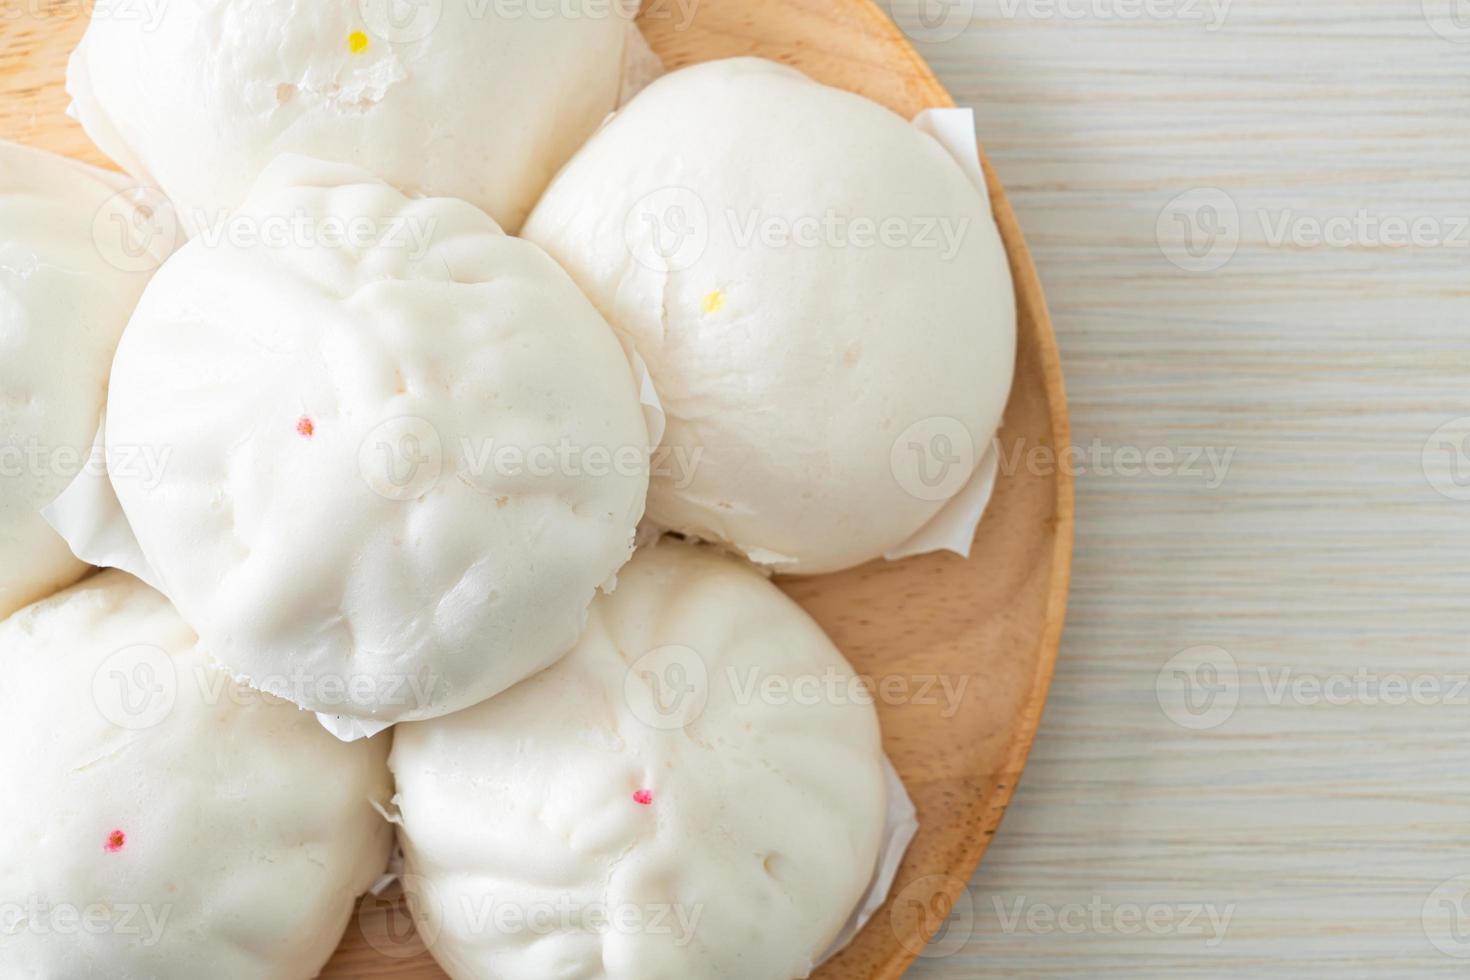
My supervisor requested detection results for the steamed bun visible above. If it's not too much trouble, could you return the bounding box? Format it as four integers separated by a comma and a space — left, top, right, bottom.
0, 571, 393, 979
0, 140, 164, 618
67, 0, 636, 232
104, 155, 650, 724
390, 539, 887, 980
523, 57, 1016, 574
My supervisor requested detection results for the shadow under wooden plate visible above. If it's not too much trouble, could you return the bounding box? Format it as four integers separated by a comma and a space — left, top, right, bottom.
0, 0, 1071, 976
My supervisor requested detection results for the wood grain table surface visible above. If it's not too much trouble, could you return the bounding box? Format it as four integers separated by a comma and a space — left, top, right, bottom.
885, 0, 1470, 976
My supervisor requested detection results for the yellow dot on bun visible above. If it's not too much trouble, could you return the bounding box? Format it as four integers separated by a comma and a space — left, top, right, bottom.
348, 31, 370, 54
702, 289, 725, 314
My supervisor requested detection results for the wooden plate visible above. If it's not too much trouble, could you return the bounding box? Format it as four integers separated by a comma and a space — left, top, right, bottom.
1, 1, 1071, 976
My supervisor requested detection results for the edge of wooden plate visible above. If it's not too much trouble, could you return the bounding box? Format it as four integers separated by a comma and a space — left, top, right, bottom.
865, 3, 1074, 969
866, 16, 1073, 979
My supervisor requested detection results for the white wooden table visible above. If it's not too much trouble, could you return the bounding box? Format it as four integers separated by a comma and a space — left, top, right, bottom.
885, 0, 1470, 975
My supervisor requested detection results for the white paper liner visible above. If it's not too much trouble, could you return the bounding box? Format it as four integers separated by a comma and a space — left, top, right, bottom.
914, 107, 992, 203
368, 846, 405, 899
362, 755, 918, 970
877, 106, 1005, 563
812, 755, 920, 971
317, 712, 395, 742
885, 442, 999, 562
631, 349, 668, 448
42, 418, 163, 592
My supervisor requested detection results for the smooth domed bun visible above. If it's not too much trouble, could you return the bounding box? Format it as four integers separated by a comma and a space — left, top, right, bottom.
105, 155, 650, 724
67, 0, 636, 232
524, 57, 1016, 575
0, 140, 164, 618
0, 571, 392, 979
390, 539, 887, 980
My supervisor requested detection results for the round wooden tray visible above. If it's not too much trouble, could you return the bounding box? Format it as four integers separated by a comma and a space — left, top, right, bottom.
1, 1, 1071, 976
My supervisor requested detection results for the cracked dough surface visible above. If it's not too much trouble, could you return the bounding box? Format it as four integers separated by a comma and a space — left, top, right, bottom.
105, 155, 650, 724
67, 0, 634, 232
0, 570, 393, 980
390, 538, 886, 980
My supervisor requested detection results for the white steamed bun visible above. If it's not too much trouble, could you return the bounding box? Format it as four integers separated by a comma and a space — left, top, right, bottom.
0, 570, 393, 979
67, 0, 637, 232
523, 57, 1017, 575
104, 154, 650, 725
0, 140, 164, 618
390, 538, 887, 980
